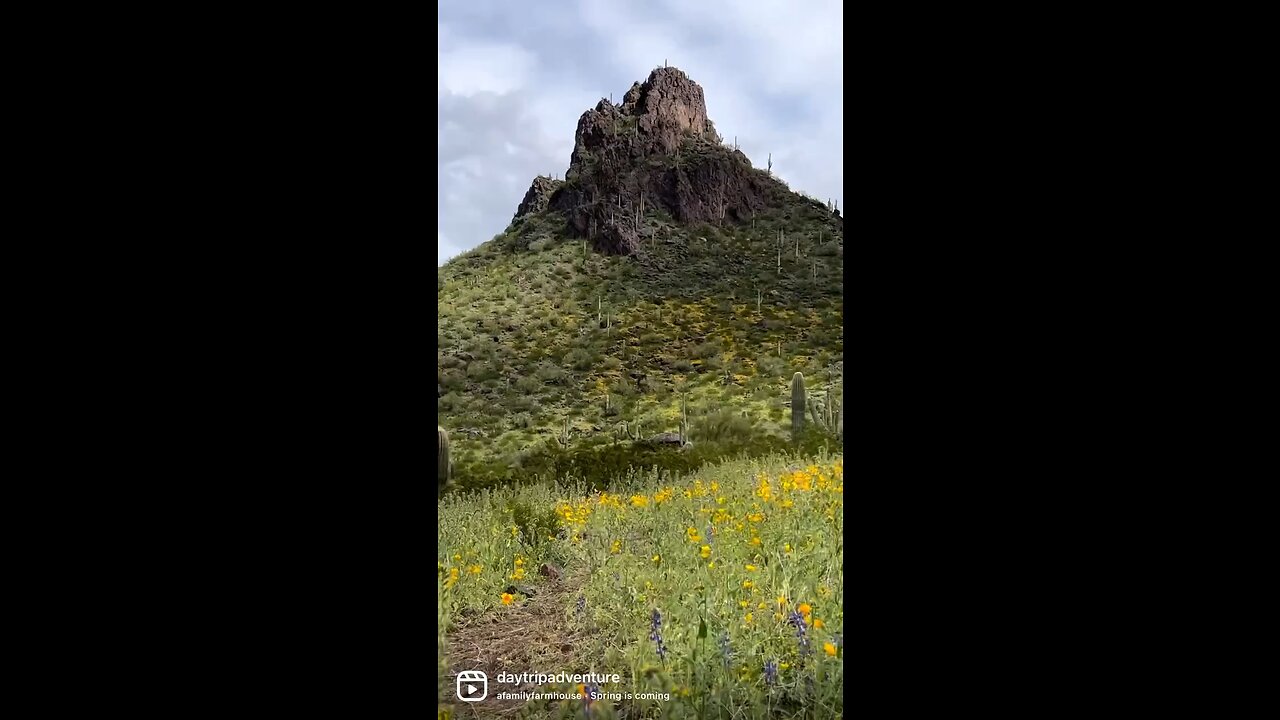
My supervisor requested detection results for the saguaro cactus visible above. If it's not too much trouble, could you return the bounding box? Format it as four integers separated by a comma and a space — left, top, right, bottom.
791, 372, 806, 443
808, 382, 843, 441
679, 396, 689, 442
437, 425, 451, 498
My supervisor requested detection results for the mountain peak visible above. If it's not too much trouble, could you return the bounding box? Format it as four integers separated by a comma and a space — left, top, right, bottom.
566, 66, 719, 176
508, 66, 795, 255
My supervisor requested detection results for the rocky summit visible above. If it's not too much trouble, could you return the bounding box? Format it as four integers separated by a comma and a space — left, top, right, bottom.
513, 67, 787, 255
439, 66, 843, 490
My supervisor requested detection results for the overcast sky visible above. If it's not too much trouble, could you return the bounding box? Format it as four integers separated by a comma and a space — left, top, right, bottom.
438, 0, 843, 266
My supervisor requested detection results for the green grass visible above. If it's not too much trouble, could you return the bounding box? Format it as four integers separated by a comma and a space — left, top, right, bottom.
438, 171, 844, 490
437, 452, 844, 719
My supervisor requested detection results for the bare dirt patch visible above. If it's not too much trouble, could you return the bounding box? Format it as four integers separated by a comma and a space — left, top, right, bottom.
441, 569, 592, 718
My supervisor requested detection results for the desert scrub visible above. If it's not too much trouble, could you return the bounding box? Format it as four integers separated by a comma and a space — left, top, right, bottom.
437, 173, 842, 479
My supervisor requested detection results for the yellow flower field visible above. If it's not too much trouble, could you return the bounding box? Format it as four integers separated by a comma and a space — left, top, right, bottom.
437, 452, 843, 719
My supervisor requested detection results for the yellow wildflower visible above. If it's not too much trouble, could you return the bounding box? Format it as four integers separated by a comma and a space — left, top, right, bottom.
814, 618, 825, 629
746, 564, 758, 572
824, 642, 837, 657
700, 545, 711, 559
501, 593, 514, 605
756, 477, 773, 502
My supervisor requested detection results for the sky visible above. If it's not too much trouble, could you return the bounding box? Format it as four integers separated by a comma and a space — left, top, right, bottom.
438, 0, 844, 266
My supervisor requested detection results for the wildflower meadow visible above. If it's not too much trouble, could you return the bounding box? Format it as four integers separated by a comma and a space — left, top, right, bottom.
437, 451, 844, 718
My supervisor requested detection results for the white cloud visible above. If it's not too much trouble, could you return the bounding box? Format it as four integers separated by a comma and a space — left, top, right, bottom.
438, 23, 538, 97
437, 1, 843, 266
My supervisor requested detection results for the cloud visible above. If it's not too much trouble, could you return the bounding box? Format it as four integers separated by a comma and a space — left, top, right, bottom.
438, 1, 843, 266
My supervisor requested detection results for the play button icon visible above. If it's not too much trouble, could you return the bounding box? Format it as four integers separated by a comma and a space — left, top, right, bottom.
457, 670, 487, 702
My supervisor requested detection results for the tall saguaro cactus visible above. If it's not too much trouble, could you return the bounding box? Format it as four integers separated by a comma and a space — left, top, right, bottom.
679, 396, 689, 442
438, 425, 451, 499
791, 372, 806, 443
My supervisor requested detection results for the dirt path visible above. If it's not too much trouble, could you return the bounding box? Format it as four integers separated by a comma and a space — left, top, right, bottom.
441, 568, 592, 718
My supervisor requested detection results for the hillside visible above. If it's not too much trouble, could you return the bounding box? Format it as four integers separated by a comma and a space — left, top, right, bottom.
438, 67, 844, 488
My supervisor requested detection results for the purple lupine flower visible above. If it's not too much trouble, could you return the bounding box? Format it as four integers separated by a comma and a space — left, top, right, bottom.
787, 611, 811, 655
583, 683, 599, 708
717, 630, 732, 667
764, 659, 778, 685
575, 595, 586, 616
649, 609, 669, 661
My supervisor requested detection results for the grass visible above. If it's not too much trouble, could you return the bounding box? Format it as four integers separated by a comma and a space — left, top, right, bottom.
437, 164, 844, 490
437, 451, 844, 719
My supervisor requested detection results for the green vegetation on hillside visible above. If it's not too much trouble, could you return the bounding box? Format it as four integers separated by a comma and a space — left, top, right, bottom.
437, 178, 843, 490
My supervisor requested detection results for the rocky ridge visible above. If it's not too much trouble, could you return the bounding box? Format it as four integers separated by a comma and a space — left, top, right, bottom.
511, 66, 831, 255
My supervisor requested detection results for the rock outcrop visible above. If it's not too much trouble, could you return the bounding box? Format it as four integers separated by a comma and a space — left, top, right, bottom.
513, 175, 563, 221
517, 66, 786, 255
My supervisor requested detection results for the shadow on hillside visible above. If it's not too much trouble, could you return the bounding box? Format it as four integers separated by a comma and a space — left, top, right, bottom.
447, 429, 840, 497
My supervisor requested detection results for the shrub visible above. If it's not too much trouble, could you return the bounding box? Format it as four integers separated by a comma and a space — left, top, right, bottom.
563, 348, 594, 370
507, 498, 561, 545
465, 361, 498, 382
440, 369, 467, 391
691, 409, 756, 443
534, 362, 566, 383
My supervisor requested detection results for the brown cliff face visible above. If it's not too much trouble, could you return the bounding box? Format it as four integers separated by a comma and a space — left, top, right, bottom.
516, 67, 784, 255
513, 175, 563, 221
619, 68, 715, 154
